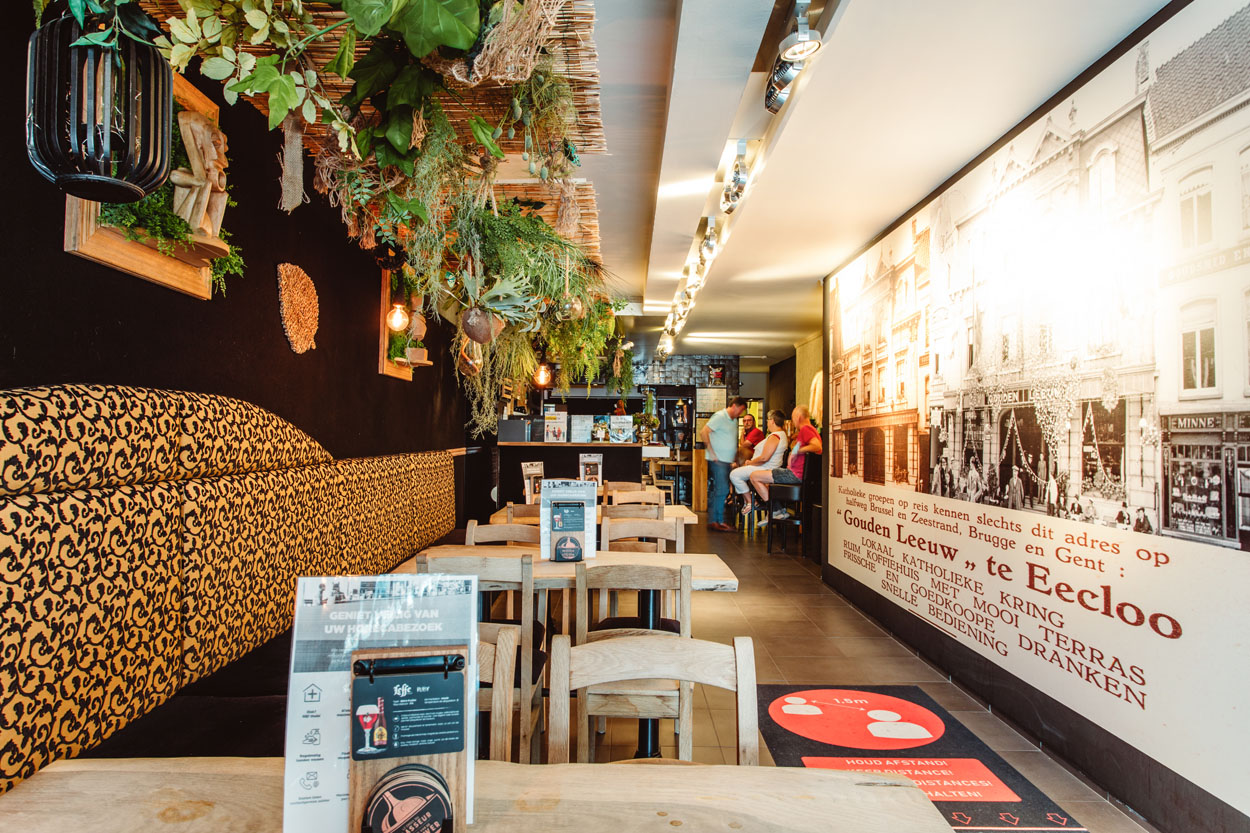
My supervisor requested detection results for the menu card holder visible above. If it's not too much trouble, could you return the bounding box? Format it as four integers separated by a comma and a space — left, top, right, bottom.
348, 644, 471, 833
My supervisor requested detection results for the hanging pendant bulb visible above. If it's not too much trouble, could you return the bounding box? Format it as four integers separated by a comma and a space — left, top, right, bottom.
26, 2, 173, 203
386, 303, 411, 333
533, 360, 553, 389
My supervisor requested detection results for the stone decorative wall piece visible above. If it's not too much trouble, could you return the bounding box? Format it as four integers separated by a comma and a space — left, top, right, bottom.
277, 263, 319, 354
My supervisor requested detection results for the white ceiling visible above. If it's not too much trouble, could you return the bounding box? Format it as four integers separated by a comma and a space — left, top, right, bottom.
587, 0, 1172, 372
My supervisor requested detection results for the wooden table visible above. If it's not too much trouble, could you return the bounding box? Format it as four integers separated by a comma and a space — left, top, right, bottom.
489, 504, 697, 526
0, 757, 950, 832
399, 547, 737, 592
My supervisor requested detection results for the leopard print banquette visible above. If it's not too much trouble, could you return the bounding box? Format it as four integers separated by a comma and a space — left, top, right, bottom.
0, 385, 455, 792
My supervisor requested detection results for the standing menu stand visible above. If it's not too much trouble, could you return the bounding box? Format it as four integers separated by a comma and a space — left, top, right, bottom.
282, 574, 477, 833
539, 479, 597, 561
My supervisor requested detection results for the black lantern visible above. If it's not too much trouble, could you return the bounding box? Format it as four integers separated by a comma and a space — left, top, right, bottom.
26, 2, 173, 203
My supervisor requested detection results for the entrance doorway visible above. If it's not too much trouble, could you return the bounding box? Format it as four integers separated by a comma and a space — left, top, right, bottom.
999, 408, 1042, 503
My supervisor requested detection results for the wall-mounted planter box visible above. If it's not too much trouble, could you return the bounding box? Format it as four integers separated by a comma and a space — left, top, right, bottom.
62, 76, 223, 300
379, 270, 431, 380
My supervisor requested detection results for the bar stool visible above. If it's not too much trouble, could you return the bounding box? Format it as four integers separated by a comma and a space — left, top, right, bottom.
766, 484, 803, 555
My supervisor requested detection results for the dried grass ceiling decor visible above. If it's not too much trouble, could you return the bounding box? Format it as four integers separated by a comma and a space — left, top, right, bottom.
276, 262, 319, 354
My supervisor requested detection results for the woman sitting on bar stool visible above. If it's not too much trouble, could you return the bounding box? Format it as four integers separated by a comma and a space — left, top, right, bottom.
748, 406, 822, 524
730, 409, 788, 516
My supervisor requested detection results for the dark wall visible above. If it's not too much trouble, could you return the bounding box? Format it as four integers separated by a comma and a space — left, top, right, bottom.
766, 355, 796, 415
1, 37, 466, 458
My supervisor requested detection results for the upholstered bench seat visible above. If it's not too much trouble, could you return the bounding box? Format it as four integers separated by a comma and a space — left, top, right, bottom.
1, 385, 456, 792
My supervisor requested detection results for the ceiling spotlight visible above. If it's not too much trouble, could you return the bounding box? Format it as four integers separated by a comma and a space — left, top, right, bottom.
779, 0, 821, 62
720, 140, 748, 214
701, 218, 718, 260
764, 56, 802, 114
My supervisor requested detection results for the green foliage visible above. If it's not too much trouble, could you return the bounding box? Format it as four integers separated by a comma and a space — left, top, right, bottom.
388, 330, 409, 360
96, 105, 244, 296
544, 298, 616, 394
605, 346, 635, 397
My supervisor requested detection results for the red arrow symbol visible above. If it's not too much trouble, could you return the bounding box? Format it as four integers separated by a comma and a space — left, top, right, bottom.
1046, 813, 1070, 826
999, 812, 1021, 826
950, 812, 973, 825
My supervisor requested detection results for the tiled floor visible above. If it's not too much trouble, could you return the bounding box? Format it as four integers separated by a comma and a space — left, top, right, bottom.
581, 517, 1160, 833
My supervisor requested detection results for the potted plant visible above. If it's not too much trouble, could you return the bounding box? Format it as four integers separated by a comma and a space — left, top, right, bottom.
633, 390, 660, 444
405, 340, 427, 365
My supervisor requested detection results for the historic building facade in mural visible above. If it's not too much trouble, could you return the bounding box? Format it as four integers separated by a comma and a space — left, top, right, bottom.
831, 3, 1250, 550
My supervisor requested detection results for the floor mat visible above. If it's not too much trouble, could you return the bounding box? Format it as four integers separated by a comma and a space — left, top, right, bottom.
758, 684, 1085, 832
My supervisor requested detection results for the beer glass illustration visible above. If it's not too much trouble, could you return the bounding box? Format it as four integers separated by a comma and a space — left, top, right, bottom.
356, 703, 380, 753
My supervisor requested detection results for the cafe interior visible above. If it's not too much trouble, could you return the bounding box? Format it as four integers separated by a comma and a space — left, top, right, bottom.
3, 1, 1248, 832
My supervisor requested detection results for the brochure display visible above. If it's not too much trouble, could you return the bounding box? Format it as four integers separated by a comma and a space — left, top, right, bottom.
609, 415, 635, 443
521, 461, 544, 504
543, 412, 567, 442
570, 414, 593, 443
578, 452, 603, 484
539, 479, 597, 561
283, 574, 478, 833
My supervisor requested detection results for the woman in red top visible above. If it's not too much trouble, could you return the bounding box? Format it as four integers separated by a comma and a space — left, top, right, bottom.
748, 406, 822, 518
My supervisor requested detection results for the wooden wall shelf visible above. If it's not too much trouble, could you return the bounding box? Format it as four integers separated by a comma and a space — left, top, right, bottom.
378, 270, 431, 379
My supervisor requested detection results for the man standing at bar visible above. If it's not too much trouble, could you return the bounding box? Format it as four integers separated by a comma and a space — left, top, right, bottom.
702, 396, 748, 532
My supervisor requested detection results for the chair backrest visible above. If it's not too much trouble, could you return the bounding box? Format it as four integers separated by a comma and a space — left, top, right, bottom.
504, 502, 541, 522
605, 481, 645, 493
769, 484, 802, 504
476, 622, 519, 761
601, 503, 664, 521
419, 551, 540, 761
549, 634, 757, 765
575, 563, 691, 644
601, 517, 683, 554
609, 489, 663, 506
466, 519, 540, 545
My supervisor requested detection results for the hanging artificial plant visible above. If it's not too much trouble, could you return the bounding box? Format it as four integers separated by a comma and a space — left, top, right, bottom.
605, 341, 635, 397
90, 0, 619, 436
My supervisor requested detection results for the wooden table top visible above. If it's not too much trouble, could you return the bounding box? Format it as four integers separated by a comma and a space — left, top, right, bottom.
400, 547, 738, 592
489, 504, 697, 525
0, 757, 949, 833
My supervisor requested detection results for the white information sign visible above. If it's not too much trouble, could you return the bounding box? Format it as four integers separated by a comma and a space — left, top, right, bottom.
282, 574, 478, 832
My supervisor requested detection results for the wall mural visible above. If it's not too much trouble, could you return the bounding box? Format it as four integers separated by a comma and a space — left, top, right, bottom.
826, 0, 1250, 818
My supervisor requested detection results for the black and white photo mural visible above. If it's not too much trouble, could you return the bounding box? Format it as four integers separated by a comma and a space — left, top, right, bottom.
826, 0, 1250, 826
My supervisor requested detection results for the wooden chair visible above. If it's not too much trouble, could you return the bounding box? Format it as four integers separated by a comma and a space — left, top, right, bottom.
601, 517, 683, 554
601, 503, 664, 523
648, 460, 675, 505
466, 520, 540, 545
576, 563, 691, 756
504, 502, 541, 523
417, 552, 544, 762
598, 517, 685, 621
609, 489, 663, 506
604, 481, 645, 493
477, 622, 519, 761
549, 634, 758, 765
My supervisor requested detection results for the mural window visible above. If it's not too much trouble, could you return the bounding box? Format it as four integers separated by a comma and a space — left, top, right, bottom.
1039, 324, 1053, 355
864, 371, 872, 407
1245, 290, 1250, 391
1088, 149, 1117, 211
1180, 300, 1217, 394
1081, 399, 1126, 499
893, 425, 909, 483
1241, 147, 1250, 230
1179, 168, 1213, 248
1167, 443, 1224, 538
850, 374, 858, 411
897, 359, 905, 398
864, 428, 885, 484
835, 382, 841, 415
846, 429, 859, 474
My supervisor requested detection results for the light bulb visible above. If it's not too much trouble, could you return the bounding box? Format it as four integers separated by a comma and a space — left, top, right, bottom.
386, 303, 411, 332
534, 361, 553, 388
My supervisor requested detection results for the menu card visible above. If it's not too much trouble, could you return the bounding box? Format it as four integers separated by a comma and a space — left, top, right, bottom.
609, 415, 635, 443
282, 574, 478, 832
578, 453, 603, 484
539, 479, 597, 561
522, 460, 544, 504
570, 414, 593, 443
544, 412, 567, 442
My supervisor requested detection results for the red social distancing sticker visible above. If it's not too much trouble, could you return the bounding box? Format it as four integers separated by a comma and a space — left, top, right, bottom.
768, 688, 947, 750
802, 756, 1022, 803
